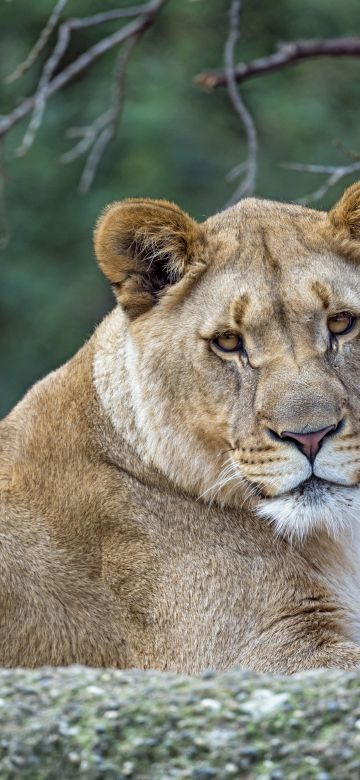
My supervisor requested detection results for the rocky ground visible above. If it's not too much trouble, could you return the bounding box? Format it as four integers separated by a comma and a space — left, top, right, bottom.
1, 666, 360, 779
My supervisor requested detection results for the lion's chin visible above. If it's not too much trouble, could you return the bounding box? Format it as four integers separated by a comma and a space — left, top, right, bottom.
255, 476, 360, 542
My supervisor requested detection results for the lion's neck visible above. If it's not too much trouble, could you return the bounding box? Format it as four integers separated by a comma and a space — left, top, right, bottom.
92, 307, 222, 499
93, 308, 144, 456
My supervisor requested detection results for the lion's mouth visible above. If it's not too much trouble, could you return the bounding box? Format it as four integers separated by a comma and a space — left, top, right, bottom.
255, 474, 327, 500
258, 474, 351, 502
255, 473, 360, 541
284, 474, 353, 501
291, 475, 329, 498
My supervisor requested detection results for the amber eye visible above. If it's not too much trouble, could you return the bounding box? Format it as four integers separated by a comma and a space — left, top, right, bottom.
327, 312, 356, 335
212, 333, 243, 353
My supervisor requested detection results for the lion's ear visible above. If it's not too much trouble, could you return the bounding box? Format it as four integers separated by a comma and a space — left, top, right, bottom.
329, 181, 360, 243
94, 198, 204, 318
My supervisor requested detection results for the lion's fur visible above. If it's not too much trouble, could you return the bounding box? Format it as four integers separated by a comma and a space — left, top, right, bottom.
2, 184, 360, 672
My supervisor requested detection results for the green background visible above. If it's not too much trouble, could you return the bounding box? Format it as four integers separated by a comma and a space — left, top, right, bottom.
1, 0, 360, 416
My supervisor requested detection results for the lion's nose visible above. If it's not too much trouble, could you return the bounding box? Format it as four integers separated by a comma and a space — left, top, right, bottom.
280, 425, 336, 462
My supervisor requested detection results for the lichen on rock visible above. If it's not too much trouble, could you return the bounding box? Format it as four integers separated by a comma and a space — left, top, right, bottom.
1, 666, 360, 778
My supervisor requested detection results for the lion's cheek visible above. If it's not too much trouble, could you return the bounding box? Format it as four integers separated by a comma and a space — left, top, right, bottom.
314, 443, 360, 486
239, 452, 312, 497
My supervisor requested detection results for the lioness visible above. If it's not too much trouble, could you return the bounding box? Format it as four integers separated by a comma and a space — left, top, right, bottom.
2, 184, 360, 673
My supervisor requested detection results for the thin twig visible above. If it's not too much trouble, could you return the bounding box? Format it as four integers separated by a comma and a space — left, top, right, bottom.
195, 37, 360, 89
224, 0, 258, 202
0, 0, 167, 145
280, 160, 360, 202
61, 113, 112, 165
78, 34, 140, 193
5, 0, 69, 84
334, 140, 360, 162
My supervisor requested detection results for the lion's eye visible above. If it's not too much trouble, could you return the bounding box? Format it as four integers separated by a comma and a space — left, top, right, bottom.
327, 312, 356, 335
212, 333, 243, 352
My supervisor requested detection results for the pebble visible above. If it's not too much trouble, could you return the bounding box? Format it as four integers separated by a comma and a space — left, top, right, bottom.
199, 698, 221, 711
192, 769, 217, 779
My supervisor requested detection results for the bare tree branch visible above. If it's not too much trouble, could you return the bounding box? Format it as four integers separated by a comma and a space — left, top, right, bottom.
15, 2, 160, 157
0, 0, 167, 144
5, 0, 69, 84
280, 160, 360, 202
195, 36, 360, 90
0, 0, 168, 247
224, 0, 258, 203
197, 28, 360, 205
2, 0, 360, 222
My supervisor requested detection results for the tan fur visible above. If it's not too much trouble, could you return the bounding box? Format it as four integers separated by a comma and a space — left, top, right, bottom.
3, 186, 360, 672
329, 180, 360, 240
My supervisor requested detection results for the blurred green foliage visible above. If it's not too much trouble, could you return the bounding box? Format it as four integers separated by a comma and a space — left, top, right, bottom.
1, 0, 360, 416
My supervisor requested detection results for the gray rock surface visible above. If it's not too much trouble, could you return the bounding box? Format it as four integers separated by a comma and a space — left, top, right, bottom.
1, 666, 359, 779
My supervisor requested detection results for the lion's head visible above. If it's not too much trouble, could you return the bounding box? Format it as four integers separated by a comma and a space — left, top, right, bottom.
94, 184, 360, 540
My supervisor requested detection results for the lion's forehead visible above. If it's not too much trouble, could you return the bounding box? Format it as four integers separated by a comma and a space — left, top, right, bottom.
204, 196, 326, 249
197, 211, 360, 334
